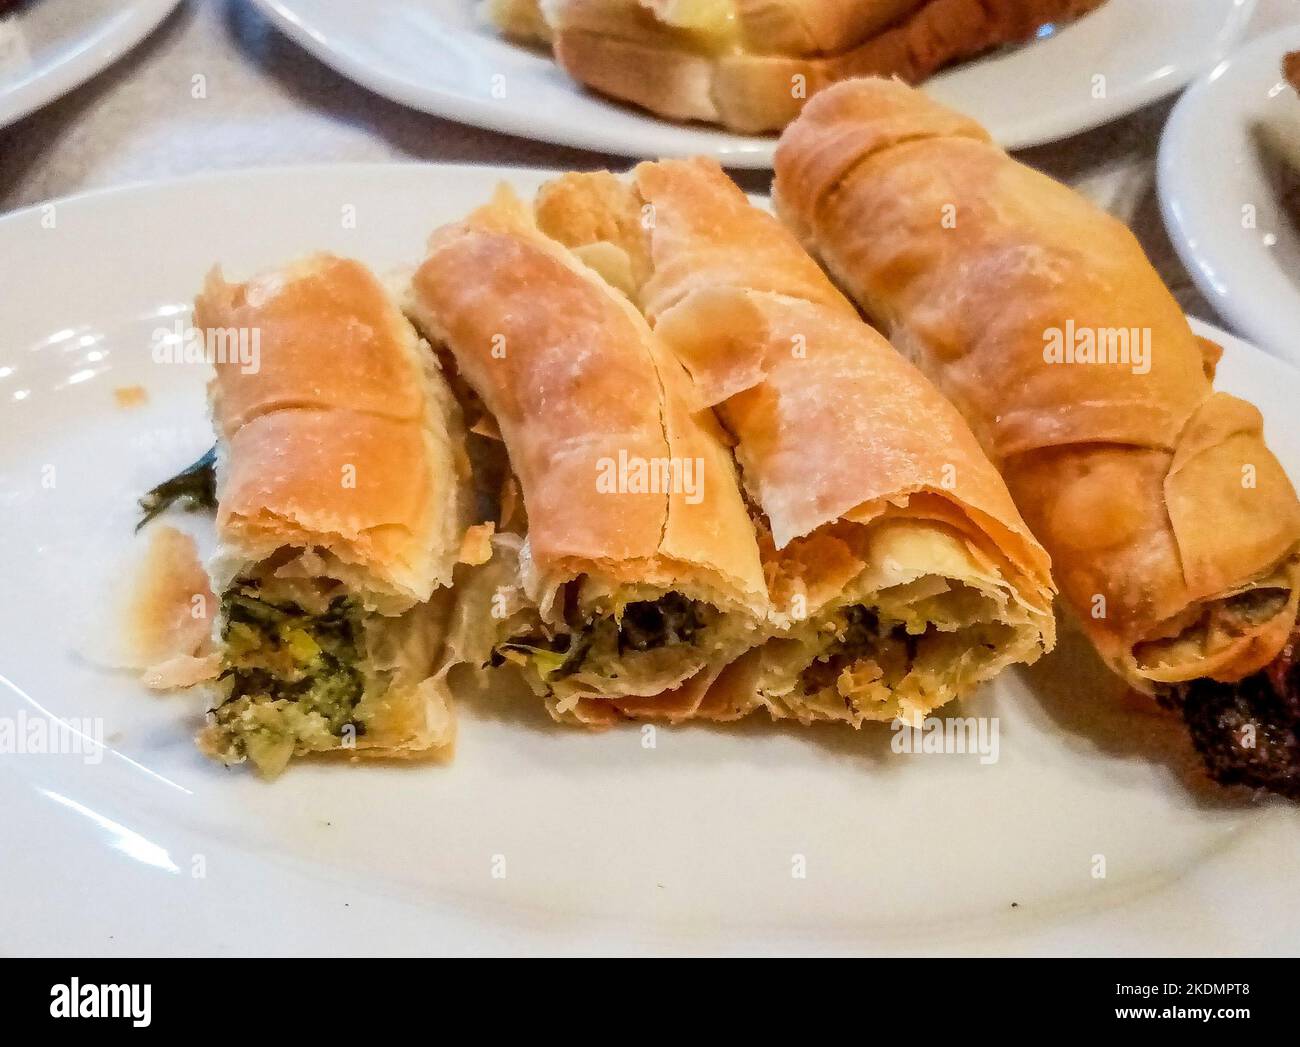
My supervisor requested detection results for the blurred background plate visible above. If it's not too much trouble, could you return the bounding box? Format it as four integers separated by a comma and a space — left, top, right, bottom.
0, 0, 180, 129
1159, 24, 1300, 365
250, 0, 1256, 168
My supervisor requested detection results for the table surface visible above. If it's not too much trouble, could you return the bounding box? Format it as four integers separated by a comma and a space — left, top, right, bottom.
1, 0, 1297, 327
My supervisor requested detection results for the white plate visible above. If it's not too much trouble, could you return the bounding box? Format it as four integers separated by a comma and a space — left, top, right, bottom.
2, 164, 1298, 957
1159, 25, 1300, 366
249, 0, 1255, 167
0, 0, 180, 130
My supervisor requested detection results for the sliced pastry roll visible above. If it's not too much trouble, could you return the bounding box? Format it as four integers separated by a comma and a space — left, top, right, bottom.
775, 79, 1300, 793
406, 187, 770, 725
194, 254, 471, 775
535, 158, 1055, 725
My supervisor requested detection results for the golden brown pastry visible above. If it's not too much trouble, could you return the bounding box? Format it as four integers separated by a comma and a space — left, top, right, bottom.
536, 158, 1055, 725
774, 78, 1300, 701
190, 254, 471, 775
406, 187, 770, 726
508, 0, 1105, 132
823, 0, 1107, 86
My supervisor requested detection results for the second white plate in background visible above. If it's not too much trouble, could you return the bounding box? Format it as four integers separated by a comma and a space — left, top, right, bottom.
1160, 24, 1300, 366
0, 0, 180, 129
251, 0, 1256, 167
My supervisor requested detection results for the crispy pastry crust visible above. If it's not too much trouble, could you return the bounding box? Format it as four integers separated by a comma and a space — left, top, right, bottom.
774, 78, 1300, 689
200, 254, 469, 607
541, 159, 1051, 581
408, 187, 767, 610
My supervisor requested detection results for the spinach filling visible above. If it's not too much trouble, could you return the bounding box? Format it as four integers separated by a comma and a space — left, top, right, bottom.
137, 446, 217, 531
212, 584, 368, 744
617, 592, 709, 652
491, 590, 717, 690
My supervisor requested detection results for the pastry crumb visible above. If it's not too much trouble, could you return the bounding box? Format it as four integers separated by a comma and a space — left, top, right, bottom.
114, 385, 149, 408
459, 523, 495, 566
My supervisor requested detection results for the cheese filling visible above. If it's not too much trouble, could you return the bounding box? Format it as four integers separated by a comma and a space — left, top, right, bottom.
770, 593, 1020, 726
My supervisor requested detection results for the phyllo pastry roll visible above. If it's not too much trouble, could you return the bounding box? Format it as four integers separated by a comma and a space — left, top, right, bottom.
535, 158, 1055, 726
775, 79, 1300, 792
196, 254, 471, 775
405, 187, 770, 725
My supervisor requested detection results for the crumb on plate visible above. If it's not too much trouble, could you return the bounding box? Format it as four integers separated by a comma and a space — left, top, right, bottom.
114, 385, 148, 408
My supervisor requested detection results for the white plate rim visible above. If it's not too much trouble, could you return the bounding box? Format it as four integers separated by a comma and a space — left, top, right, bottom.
0, 0, 181, 130
1158, 23, 1300, 366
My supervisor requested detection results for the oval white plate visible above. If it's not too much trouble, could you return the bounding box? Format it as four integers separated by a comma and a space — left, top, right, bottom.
2, 164, 1298, 956
248, 0, 1254, 167
1159, 25, 1300, 366
0, 0, 180, 130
